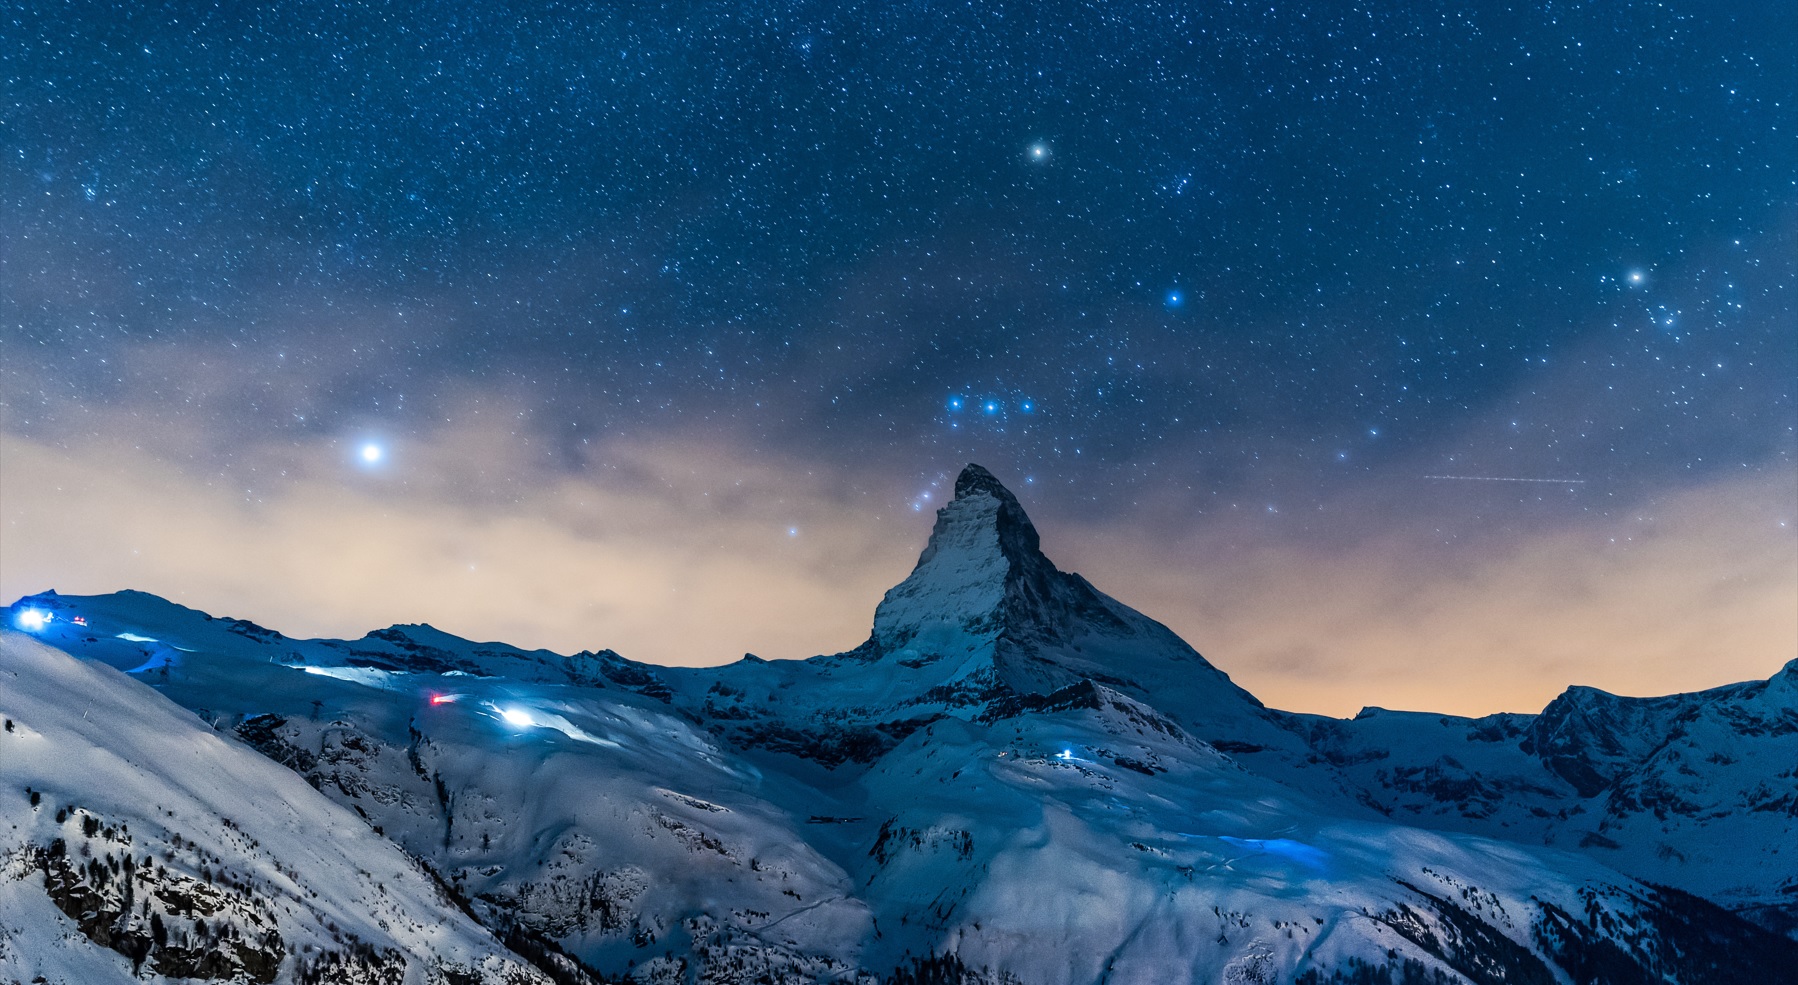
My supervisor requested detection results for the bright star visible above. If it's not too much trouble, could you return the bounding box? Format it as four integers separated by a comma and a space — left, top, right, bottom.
984, 400, 1000, 414
1028, 142, 1051, 162
1165, 290, 1183, 308
360, 442, 383, 463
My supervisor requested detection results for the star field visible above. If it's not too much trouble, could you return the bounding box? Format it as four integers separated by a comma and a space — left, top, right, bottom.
3, 0, 1794, 714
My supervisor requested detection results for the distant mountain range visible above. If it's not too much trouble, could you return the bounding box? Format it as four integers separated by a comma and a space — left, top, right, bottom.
4, 464, 1793, 984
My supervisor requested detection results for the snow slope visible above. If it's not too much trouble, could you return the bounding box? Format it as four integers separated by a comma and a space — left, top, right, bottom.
0, 630, 550, 985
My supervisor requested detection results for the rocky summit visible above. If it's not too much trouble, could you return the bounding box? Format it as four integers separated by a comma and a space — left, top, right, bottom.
3, 465, 1794, 984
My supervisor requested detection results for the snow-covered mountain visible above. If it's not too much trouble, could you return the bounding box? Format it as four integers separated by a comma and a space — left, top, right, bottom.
4, 464, 1793, 984
0, 632, 553, 985
1268, 665, 1798, 931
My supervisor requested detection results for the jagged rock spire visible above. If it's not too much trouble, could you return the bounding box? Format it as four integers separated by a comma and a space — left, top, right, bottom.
857, 463, 1250, 708
871, 464, 1114, 654
871, 465, 1027, 652
952, 463, 1013, 501
907, 464, 1047, 577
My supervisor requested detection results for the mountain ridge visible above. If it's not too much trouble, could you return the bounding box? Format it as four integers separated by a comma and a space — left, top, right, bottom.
5, 463, 1794, 983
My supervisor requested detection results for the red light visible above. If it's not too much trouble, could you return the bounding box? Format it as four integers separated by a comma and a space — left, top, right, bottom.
430, 694, 449, 705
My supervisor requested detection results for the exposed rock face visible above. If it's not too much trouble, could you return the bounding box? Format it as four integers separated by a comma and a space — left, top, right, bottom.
29, 817, 284, 983
1525, 686, 1693, 798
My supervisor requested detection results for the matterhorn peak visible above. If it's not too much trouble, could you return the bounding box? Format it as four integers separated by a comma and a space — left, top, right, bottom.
854, 464, 1252, 713
868, 465, 1048, 653
945, 462, 1045, 555
940, 464, 1050, 569
951, 462, 1014, 501
868, 463, 1134, 662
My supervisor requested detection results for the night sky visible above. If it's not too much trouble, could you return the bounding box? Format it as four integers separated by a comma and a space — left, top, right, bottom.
5, 0, 1794, 717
